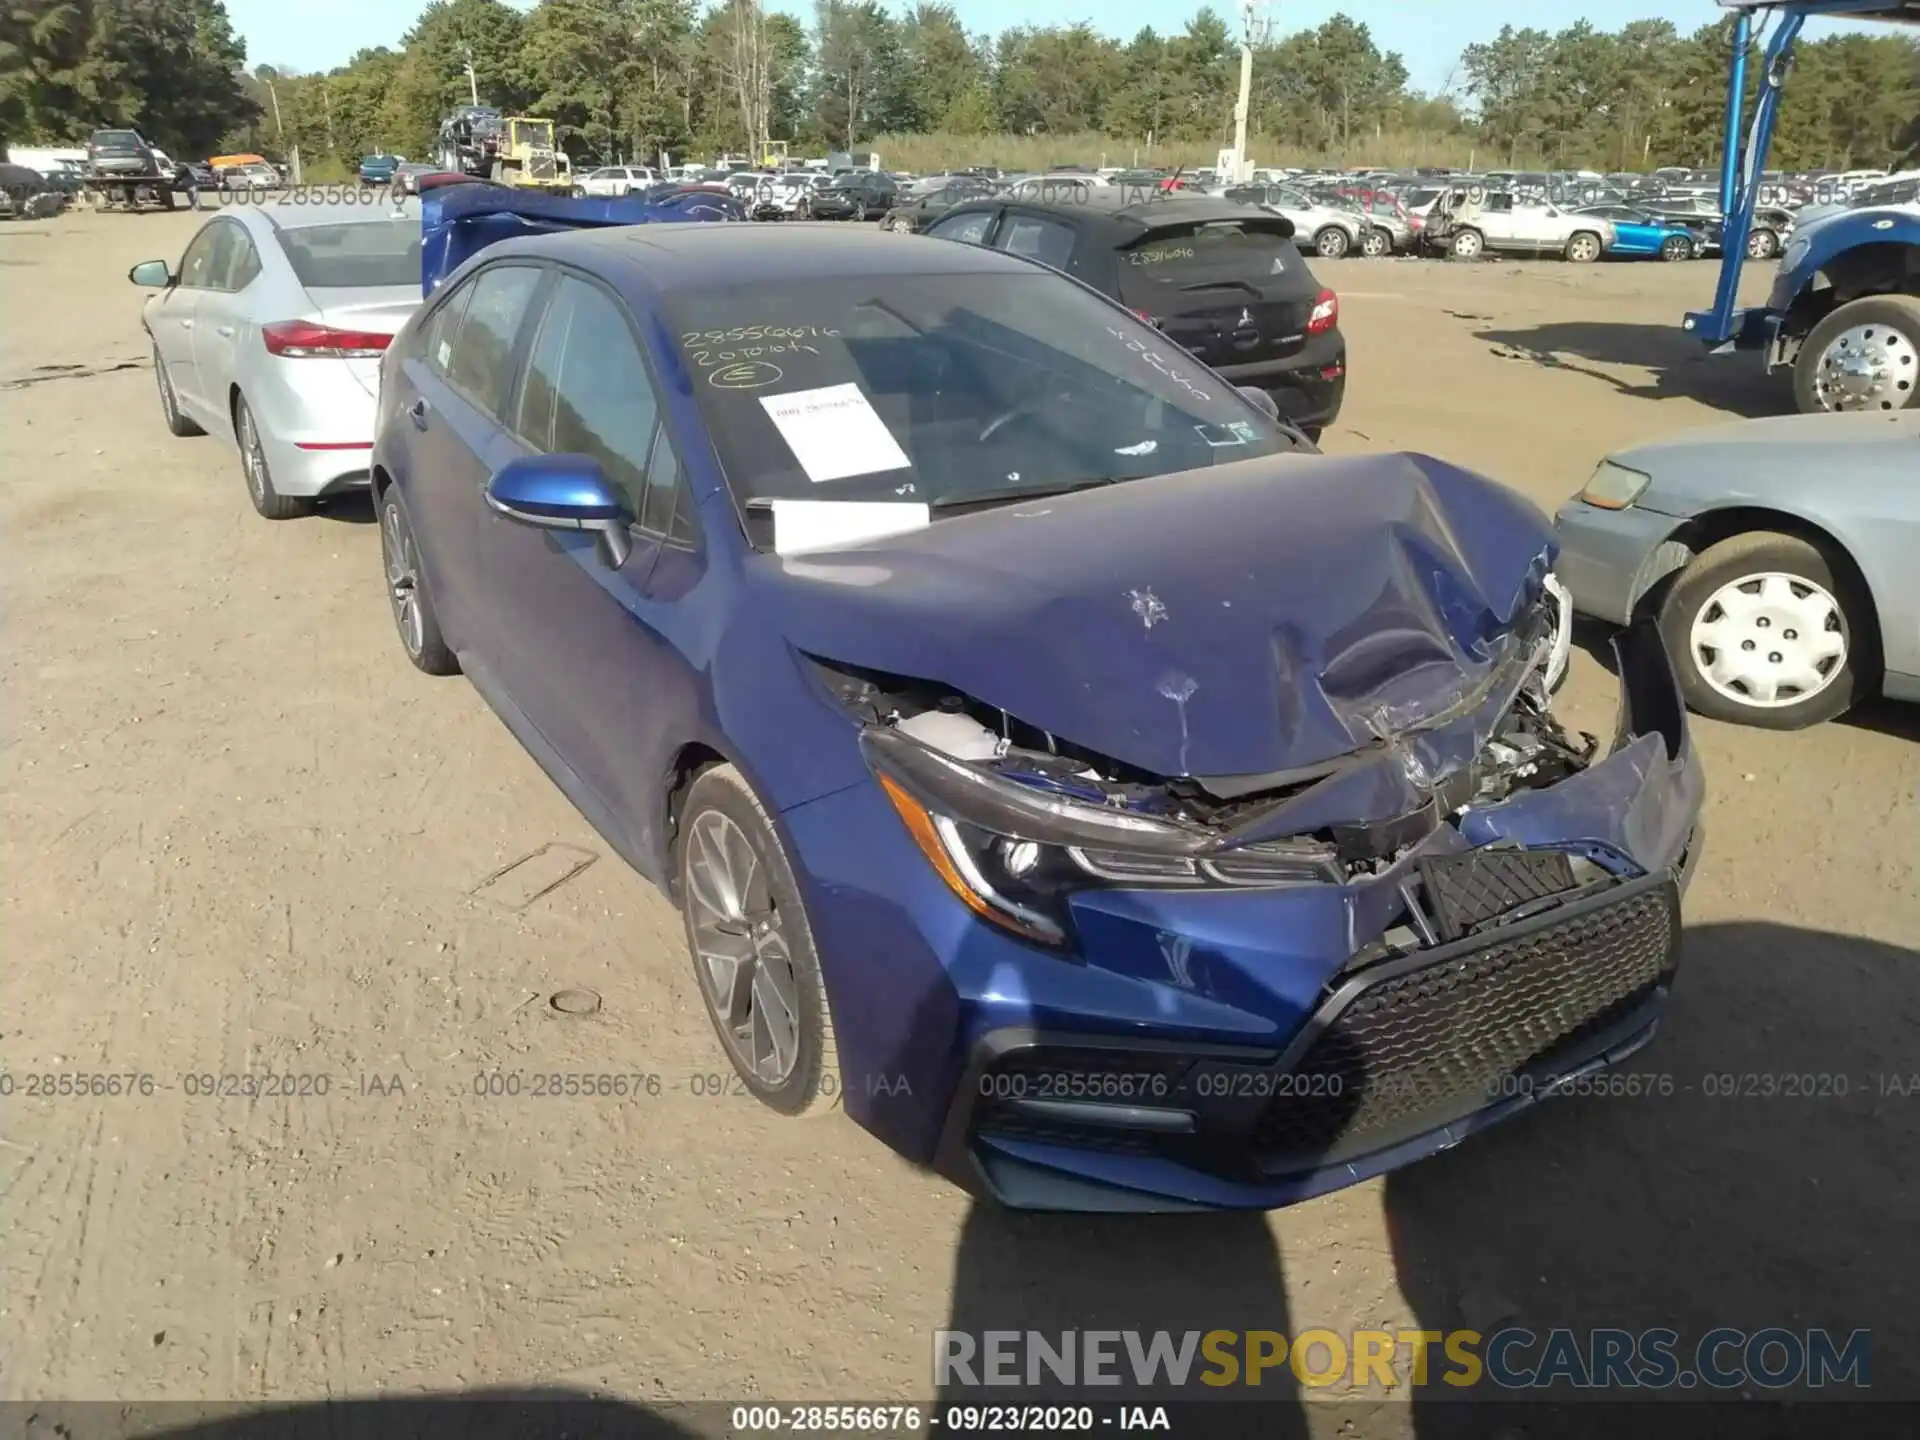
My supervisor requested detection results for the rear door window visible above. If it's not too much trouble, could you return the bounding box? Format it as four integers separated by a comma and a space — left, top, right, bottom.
997, 214, 1076, 269
444, 265, 543, 419
929, 210, 995, 245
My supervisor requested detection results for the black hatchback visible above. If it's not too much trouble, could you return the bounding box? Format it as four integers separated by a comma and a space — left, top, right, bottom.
924, 191, 1345, 436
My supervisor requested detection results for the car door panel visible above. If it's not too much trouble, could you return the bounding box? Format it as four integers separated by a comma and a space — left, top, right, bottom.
159, 224, 227, 412
473, 273, 693, 859
190, 223, 258, 424
405, 264, 544, 657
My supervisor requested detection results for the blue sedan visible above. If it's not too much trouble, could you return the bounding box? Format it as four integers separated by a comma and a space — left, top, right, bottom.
369, 196, 1704, 1212
1576, 204, 1704, 261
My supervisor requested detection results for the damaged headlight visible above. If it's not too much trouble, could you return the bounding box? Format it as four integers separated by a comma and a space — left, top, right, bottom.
863, 726, 1336, 948
1578, 460, 1651, 511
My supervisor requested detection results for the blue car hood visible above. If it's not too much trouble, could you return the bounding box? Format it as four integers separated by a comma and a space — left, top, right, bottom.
418, 181, 733, 294
761, 451, 1558, 781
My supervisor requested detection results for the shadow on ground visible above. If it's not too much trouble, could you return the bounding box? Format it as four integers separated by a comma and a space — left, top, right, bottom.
1475, 321, 1792, 418
1387, 921, 1918, 1427
88, 1390, 709, 1439
941, 1208, 1310, 1435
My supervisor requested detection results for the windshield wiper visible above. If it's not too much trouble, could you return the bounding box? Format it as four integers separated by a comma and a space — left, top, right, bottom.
928, 478, 1125, 514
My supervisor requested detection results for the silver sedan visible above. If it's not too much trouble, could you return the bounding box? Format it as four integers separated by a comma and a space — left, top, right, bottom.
1553, 411, 1920, 729
129, 200, 423, 518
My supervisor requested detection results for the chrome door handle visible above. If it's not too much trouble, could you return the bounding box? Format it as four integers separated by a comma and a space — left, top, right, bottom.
407, 398, 430, 430
179, 318, 194, 329
215, 325, 234, 337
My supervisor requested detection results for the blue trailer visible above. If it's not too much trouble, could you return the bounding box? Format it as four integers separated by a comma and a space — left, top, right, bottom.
1683, 0, 1920, 412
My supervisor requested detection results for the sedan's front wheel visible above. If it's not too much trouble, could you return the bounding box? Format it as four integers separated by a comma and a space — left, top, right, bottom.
1657, 531, 1870, 729
678, 764, 842, 1118
1659, 235, 1692, 263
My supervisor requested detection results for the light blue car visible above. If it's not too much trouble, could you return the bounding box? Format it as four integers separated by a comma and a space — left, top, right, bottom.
1574, 204, 1704, 261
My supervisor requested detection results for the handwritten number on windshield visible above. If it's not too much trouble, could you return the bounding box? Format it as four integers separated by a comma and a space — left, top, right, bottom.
1106, 326, 1211, 402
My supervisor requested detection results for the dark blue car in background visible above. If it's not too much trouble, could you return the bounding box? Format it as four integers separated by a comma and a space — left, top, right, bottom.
370, 190, 1705, 1212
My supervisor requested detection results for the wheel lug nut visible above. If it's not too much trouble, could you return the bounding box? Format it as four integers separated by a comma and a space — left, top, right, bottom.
1741, 640, 1756, 651
1769, 652, 1783, 664
1756, 617, 1770, 628
1783, 629, 1797, 640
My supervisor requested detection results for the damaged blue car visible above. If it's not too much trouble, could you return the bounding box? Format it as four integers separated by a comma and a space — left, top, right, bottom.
371, 197, 1705, 1212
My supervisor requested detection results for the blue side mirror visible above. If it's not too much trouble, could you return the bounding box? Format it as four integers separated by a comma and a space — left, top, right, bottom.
486, 453, 632, 568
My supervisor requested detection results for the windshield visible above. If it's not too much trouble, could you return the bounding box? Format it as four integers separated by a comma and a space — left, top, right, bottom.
515, 121, 554, 149
667, 273, 1297, 521
276, 220, 420, 289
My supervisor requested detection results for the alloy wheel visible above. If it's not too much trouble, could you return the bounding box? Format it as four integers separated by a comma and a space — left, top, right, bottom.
1688, 571, 1847, 708
684, 809, 803, 1087
382, 500, 425, 657
238, 406, 266, 504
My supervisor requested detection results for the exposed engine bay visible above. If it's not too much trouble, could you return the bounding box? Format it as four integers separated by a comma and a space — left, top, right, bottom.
811, 584, 1597, 888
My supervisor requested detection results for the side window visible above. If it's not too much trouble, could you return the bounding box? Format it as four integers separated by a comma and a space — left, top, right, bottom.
223, 231, 262, 291
177, 223, 225, 289
536, 276, 660, 517
639, 423, 688, 540
417, 283, 473, 375
444, 265, 543, 418
929, 211, 993, 245
999, 215, 1075, 270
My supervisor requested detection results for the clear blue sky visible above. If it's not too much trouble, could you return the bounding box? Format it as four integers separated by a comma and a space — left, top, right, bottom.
226, 0, 1880, 96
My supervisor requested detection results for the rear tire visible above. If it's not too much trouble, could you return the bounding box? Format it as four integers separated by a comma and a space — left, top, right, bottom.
1657, 531, 1871, 729
1360, 227, 1392, 258
1564, 231, 1602, 263
1313, 226, 1350, 260
377, 485, 459, 675
234, 395, 309, 520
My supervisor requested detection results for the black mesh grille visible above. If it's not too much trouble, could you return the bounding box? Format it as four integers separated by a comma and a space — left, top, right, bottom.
1254, 880, 1678, 1173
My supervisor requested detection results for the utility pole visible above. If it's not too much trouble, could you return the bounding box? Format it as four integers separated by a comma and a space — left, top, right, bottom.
463, 47, 480, 106
1231, 2, 1271, 184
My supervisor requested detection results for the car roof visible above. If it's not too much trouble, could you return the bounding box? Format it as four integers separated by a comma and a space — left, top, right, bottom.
951, 190, 1282, 238
492, 223, 1043, 291
230, 199, 420, 235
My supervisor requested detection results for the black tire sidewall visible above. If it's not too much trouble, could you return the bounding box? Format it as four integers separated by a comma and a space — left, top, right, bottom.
1792, 294, 1920, 414
378, 486, 457, 674
676, 765, 837, 1117
1657, 534, 1867, 728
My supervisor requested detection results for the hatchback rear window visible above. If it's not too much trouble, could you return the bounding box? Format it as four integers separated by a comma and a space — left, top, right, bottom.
91, 131, 142, 151
1116, 222, 1304, 306
276, 220, 421, 289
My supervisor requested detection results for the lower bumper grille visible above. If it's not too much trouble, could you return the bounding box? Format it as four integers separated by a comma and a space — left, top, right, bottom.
1254, 874, 1679, 1173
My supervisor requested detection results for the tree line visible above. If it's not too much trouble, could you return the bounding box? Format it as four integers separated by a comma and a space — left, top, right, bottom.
2, 0, 1914, 175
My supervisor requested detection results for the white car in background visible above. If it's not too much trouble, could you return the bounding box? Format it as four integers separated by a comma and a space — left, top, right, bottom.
1426, 190, 1617, 262
578, 165, 655, 198
129, 201, 423, 519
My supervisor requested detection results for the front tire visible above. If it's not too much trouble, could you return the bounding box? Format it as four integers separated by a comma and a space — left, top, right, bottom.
153, 342, 202, 436
377, 485, 458, 675
1313, 226, 1350, 260
1746, 227, 1779, 261
1792, 294, 1920, 414
1564, 231, 1602, 263
1658, 234, 1691, 263
677, 764, 842, 1118
1449, 228, 1483, 261
1656, 531, 1870, 729
234, 395, 308, 520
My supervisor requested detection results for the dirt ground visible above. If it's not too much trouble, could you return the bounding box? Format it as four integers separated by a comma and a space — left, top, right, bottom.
2, 209, 1916, 1430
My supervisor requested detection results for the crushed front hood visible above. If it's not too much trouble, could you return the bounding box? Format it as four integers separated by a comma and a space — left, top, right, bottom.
760, 451, 1557, 781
